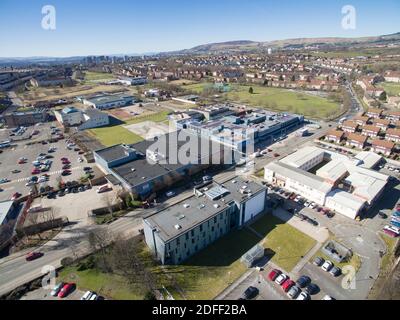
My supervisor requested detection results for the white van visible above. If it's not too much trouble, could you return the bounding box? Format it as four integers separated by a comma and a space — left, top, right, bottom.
81, 291, 93, 300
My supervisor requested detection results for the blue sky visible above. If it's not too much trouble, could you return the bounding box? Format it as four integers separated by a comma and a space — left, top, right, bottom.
0, 0, 399, 57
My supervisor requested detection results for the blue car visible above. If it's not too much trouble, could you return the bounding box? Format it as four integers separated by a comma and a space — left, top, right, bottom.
390, 219, 400, 228
393, 211, 400, 217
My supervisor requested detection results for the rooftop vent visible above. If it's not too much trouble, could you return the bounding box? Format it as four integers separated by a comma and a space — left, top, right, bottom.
174, 224, 182, 230
131, 168, 136, 172
178, 214, 185, 220
231, 180, 237, 184
183, 203, 190, 208
214, 204, 220, 209
198, 204, 205, 209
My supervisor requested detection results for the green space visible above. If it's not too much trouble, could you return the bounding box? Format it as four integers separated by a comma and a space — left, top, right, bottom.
84, 71, 115, 81
183, 83, 341, 119
125, 110, 170, 125
59, 266, 145, 300
88, 125, 143, 147
164, 228, 257, 300
166, 214, 316, 299
87, 110, 170, 147
251, 214, 316, 272
378, 82, 400, 97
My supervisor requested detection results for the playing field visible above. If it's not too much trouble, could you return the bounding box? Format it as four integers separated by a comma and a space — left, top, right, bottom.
183, 83, 341, 119
88, 125, 144, 147
84, 71, 115, 81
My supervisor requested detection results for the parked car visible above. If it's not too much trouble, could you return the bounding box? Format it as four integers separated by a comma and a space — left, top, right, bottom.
81, 291, 95, 300
11, 169, 21, 174
313, 257, 325, 267
282, 279, 295, 292
296, 275, 311, 288
321, 261, 334, 272
287, 285, 301, 299
275, 273, 288, 285
0, 178, 11, 184
321, 295, 335, 300
26, 252, 43, 261
296, 292, 310, 300
268, 269, 282, 281
243, 286, 259, 300
329, 266, 342, 277
305, 283, 319, 295
58, 283, 75, 298
51, 282, 65, 297
11, 192, 22, 200
378, 211, 388, 219
166, 191, 176, 198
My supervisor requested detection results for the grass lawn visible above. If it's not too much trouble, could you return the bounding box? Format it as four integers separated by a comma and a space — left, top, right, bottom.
183, 83, 341, 119
379, 82, 400, 96
125, 110, 170, 125
59, 266, 145, 300
251, 214, 316, 272
84, 71, 115, 81
88, 125, 143, 147
164, 228, 259, 300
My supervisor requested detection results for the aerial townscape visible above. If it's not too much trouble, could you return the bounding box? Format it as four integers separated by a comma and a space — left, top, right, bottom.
0, 0, 400, 306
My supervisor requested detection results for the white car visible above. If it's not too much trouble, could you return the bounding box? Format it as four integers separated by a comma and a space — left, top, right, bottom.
310, 202, 317, 209
81, 291, 94, 300
25, 181, 36, 187
321, 295, 334, 300
78, 157, 83, 163
50, 283, 65, 297
304, 201, 311, 207
89, 294, 98, 300
321, 260, 334, 272
296, 292, 310, 300
275, 273, 288, 285
166, 191, 176, 198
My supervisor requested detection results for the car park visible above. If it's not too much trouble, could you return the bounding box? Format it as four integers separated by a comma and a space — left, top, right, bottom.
287, 285, 301, 299
321, 261, 334, 272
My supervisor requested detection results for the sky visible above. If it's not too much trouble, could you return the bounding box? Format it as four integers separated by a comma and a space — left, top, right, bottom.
0, 0, 399, 57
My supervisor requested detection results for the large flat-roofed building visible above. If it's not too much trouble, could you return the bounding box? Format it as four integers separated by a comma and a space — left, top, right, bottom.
2, 109, 49, 128
181, 109, 304, 152
83, 93, 137, 110
143, 177, 267, 264
94, 132, 226, 198
54, 106, 109, 130
264, 146, 389, 219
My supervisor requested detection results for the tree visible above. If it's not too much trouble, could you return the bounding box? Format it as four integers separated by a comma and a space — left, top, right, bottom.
248, 87, 254, 94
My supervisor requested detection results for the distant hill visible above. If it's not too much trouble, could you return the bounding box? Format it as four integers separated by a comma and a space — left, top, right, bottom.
176, 32, 400, 54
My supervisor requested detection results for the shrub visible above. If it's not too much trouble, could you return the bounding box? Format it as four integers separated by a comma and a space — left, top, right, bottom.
61, 257, 74, 267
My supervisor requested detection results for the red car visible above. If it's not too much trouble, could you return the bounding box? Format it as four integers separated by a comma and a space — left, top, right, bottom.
62, 161, 71, 165
26, 252, 44, 261
383, 228, 399, 238
31, 169, 41, 175
282, 279, 295, 292
268, 269, 282, 281
58, 283, 75, 298
61, 157, 68, 161
274, 153, 280, 158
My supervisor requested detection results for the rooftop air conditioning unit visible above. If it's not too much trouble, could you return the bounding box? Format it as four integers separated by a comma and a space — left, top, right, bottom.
183, 203, 190, 208
174, 224, 182, 230
214, 204, 220, 209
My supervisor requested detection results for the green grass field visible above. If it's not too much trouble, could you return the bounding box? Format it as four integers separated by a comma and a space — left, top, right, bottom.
84, 71, 115, 81
88, 125, 143, 147
379, 82, 400, 96
86, 111, 170, 147
165, 214, 316, 299
59, 267, 145, 300
251, 214, 316, 272
183, 83, 341, 119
